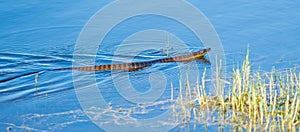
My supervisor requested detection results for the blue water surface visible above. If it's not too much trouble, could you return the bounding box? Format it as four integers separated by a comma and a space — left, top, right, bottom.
0, 1, 299, 131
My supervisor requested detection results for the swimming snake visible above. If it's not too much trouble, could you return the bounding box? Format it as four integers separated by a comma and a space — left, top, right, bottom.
55, 48, 211, 71
0, 48, 210, 83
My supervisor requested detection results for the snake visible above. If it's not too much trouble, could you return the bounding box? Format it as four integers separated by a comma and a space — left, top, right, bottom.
55, 48, 211, 71
0, 48, 210, 83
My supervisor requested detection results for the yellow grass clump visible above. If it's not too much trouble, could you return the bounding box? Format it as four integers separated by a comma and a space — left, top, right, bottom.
173, 49, 300, 131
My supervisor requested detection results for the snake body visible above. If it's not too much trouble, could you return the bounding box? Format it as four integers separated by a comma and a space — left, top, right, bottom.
56, 48, 211, 71
0, 48, 210, 83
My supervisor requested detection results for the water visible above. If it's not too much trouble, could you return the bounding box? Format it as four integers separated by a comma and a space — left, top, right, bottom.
1, 1, 299, 131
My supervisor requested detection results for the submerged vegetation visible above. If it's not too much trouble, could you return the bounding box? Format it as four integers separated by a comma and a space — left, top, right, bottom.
173, 49, 300, 131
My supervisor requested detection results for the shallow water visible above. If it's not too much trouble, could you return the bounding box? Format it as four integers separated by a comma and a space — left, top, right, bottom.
1, 1, 299, 131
